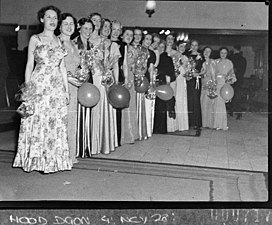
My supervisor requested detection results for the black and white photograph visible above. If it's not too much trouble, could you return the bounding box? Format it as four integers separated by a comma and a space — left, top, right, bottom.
0, 0, 269, 202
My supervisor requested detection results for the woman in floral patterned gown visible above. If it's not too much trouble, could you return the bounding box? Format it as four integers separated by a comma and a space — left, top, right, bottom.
13, 6, 72, 173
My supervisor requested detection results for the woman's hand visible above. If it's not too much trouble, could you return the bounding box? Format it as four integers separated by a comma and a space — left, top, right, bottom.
166, 75, 171, 85
68, 77, 83, 87
65, 92, 70, 105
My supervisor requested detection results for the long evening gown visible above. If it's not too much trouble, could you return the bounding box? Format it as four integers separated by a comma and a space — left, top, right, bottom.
91, 38, 120, 154
153, 52, 176, 134
172, 53, 189, 131
144, 49, 156, 137
13, 35, 73, 173
121, 45, 139, 144
185, 51, 204, 129
73, 36, 93, 158
213, 58, 236, 130
166, 49, 178, 132
60, 37, 81, 163
112, 40, 126, 146
200, 59, 216, 128
133, 44, 149, 140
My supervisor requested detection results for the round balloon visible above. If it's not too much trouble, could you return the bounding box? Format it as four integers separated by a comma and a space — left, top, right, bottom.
108, 84, 130, 108
78, 82, 100, 107
156, 85, 174, 101
135, 77, 150, 93
220, 83, 234, 101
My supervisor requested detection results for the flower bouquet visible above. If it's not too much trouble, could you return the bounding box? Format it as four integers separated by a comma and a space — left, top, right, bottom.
172, 55, 181, 77
184, 57, 196, 80
101, 54, 119, 88
15, 81, 40, 118
134, 49, 149, 87
145, 68, 157, 100
15, 81, 36, 102
71, 50, 93, 83
204, 79, 218, 99
225, 68, 237, 84
134, 74, 144, 87
16, 101, 35, 118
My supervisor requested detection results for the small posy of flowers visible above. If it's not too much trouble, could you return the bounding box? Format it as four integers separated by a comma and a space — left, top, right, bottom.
204, 79, 218, 99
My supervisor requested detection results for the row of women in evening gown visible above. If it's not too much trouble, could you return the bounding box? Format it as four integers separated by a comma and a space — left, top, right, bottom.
13, 6, 156, 173
161, 37, 237, 134
13, 5, 236, 173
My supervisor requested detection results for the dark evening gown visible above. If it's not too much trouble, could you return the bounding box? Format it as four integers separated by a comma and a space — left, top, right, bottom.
153, 52, 176, 134
185, 51, 204, 129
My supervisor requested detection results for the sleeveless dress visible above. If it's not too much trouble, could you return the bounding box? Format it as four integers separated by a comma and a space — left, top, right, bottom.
13, 35, 72, 173
60, 37, 81, 163
172, 53, 189, 131
200, 59, 216, 128
121, 45, 139, 144
91, 38, 120, 155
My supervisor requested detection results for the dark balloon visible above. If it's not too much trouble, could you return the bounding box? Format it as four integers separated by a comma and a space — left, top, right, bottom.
156, 85, 174, 101
135, 77, 150, 93
220, 84, 234, 101
107, 84, 131, 108
78, 82, 100, 107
